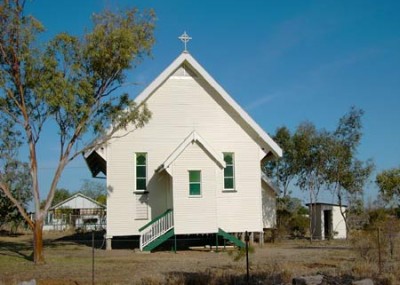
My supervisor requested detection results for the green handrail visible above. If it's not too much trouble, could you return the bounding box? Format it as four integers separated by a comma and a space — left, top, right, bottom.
139, 209, 173, 232
218, 228, 245, 248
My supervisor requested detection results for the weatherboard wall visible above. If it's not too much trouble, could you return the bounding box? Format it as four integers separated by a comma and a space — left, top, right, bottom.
171, 142, 218, 234
105, 64, 269, 237
261, 182, 277, 229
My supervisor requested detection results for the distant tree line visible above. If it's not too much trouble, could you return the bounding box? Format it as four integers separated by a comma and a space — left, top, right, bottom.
264, 107, 399, 238
48, 180, 107, 207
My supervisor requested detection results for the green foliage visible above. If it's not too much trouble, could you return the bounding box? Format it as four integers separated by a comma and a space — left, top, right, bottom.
276, 196, 309, 238
79, 179, 106, 204
0, 0, 155, 262
326, 107, 374, 205
265, 107, 373, 238
376, 167, 400, 205
0, 120, 32, 231
288, 214, 309, 238
265, 127, 296, 197
294, 122, 332, 199
52, 188, 71, 206
0, 0, 154, 213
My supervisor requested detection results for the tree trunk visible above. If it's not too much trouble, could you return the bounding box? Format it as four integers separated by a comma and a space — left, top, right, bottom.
33, 218, 45, 264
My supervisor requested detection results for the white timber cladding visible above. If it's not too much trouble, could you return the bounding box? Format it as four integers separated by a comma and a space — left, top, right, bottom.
172, 142, 218, 234
135, 194, 149, 220
309, 203, 347, 240
261, 182, 277, 229
331, 206, 347, 239
105, 56, 276, 237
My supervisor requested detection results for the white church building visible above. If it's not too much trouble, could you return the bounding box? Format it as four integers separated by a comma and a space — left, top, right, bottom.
85, 34, 282, 251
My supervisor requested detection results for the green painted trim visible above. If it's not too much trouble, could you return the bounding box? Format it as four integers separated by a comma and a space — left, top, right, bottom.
218, 228, 245, 248
139, 209, 173, 232
143, 228, 175, 252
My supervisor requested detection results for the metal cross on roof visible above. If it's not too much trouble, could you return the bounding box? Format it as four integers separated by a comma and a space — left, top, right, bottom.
178, 31, 192, 52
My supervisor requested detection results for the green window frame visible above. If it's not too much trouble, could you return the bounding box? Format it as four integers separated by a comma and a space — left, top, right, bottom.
223, 153, 235, 190
136, 153, 147, 191
189, 170, 201, 196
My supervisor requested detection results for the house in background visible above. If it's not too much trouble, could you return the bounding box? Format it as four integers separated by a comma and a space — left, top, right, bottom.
307, 202, 347, 240
43, 192, 106, 231
85, 41, 282, 251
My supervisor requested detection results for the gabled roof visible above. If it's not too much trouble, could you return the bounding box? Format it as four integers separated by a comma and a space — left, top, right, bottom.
84, 148, 107, 178
134, 52, 282, 158
261, 172, 280, 195
50, 192, 106, 210
305, 202, 348, 208
156, 131, 226, 175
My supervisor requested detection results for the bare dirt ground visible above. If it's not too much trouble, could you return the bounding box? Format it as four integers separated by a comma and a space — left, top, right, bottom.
0, 231, 394, 285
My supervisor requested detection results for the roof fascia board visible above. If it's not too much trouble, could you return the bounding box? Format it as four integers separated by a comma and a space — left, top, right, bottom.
157, 131, 226, 174
134, 53, 188, 106
184, 55, 282, 158
50, 192, 106, 210
261, 172, 280, 195
134, 52, 282, 158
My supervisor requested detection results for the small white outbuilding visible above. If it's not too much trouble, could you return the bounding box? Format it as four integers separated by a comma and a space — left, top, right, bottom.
44, 193, 106, 231
307, 203, 347, 240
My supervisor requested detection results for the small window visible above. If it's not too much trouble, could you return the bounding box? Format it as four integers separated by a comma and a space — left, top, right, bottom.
223, 153, 235, 189
189, 170, 201, 196
136, 153, 147, 191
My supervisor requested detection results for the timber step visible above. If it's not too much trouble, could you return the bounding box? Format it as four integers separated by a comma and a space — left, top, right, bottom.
217, 228, 245, 248
142, 228, 175, 252
139, 209, 174, 251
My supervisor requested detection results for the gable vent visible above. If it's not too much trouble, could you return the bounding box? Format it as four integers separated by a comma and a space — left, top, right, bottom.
171, 64, 197, 78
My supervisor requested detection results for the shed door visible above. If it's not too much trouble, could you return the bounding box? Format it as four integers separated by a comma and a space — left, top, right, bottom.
324, 210, 332, 239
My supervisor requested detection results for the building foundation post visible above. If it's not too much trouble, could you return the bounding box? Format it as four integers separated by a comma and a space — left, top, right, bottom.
259, 231, 264, 247
105, 235, 112, 250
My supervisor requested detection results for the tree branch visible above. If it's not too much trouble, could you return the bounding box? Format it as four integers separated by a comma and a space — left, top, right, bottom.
0, 181, 34, 229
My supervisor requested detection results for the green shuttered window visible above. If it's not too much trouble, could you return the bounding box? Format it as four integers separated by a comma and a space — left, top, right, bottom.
224, 153, 235, 189
136, 153, 147, 191
189, 170, 201, 196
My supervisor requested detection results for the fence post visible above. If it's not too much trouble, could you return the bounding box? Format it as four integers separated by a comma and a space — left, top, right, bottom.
245, 231, 250, 284
92, 231, 95, 285
377, 227, 382, 275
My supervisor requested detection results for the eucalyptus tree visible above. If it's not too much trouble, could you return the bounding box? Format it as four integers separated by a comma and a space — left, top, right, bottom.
294, 122, 332, 204
0, 0, 155, 263
376, 167, 400, 206
264, 126, 297, 197
0, 120, 32, 231
79, 179, 106, 204
325, 107, 374, 235
293, 122, 331, 239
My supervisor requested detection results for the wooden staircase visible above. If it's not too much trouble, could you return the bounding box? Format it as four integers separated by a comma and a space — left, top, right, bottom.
139, 211, 246, 251
139, 209, 174, 251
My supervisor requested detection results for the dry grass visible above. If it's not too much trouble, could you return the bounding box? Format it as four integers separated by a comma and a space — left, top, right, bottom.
348, 229, 400, 285
0, 231, 399, 285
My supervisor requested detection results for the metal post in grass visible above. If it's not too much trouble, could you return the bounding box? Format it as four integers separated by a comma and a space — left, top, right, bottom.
92, 231, 95, 285
215, 233, 219, 252
377, 227, 382, 275
245, 231, 250, 284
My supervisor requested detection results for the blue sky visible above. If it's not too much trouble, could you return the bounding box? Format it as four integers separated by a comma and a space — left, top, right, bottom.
26, 0, 400, 204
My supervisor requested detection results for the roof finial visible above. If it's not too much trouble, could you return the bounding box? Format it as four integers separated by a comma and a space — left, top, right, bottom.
178, 31, 192, 52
